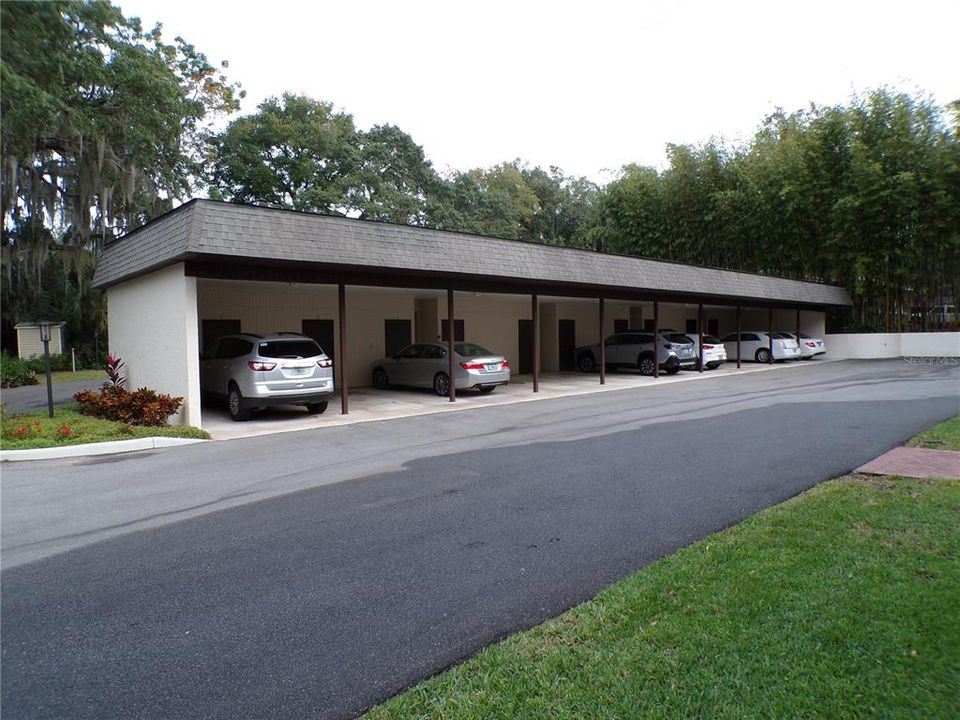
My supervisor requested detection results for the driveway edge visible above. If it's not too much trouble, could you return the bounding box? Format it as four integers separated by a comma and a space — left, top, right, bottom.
0, 437, 207, 462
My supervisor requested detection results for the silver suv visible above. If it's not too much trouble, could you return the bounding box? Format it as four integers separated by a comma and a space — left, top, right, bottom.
575, 331, 697, 375
200, 333, 335, 421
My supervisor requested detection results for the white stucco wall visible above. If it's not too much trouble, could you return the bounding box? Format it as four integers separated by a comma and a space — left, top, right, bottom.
901, 332, 960, 357
198, 281, 415, 388
199, 283, 541, 387
825, 332, 960, 359
107, 263, 201, 426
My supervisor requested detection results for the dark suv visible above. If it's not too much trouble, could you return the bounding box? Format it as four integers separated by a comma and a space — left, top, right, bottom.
200, 333, 334, 421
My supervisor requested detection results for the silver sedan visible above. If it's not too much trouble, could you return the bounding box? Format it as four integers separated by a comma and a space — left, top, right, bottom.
371, 342, 510, 396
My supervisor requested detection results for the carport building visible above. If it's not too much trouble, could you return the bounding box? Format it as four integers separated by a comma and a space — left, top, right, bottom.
92, 199, 852, 427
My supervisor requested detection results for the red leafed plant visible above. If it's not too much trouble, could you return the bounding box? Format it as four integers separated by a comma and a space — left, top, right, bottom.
105, 353, 126, 388
74, 386, 183, 427
74, 354, 183, 427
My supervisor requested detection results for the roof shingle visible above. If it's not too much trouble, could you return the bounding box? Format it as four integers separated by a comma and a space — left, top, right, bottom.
93, 200, 852, 306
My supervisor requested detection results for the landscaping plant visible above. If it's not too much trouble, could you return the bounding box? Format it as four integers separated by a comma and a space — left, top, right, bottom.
73, 354, 182, 426
0, 353, 39, 388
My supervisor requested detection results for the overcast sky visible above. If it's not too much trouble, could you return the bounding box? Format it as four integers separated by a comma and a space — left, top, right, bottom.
121, 0, 959, 184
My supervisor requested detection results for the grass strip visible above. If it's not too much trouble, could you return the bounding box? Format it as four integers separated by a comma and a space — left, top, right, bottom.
49, 369, 107, 384
1, 404, 208, 450
366, 474, 960, 719
907, 414, 960, 451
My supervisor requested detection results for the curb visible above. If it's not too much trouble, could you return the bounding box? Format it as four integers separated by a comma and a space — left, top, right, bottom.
1, 437, 207, 463
4, 359, 837, 457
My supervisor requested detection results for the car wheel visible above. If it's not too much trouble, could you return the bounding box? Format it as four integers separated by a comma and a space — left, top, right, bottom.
638, 354, 656, 376
756, 348, 772, 364
306, 401, 328, 415
433, 372, 450, 397
479, 386, 496, 394
577, 353, 596, 373
372, 367, 389, 389
227, 384, 251, 422
666, 365, 681, 375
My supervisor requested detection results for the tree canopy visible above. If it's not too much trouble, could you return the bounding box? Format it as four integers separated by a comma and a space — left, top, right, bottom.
1, 0, 241, 355
592, 90, 960, 331
1, 3, 956, 355
206, 101, 600, 244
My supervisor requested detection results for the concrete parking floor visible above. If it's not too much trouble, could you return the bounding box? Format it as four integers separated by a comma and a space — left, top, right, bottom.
201, 359, 829, 440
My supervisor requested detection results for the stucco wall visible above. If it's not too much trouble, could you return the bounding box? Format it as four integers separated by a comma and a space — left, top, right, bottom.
902, 332, 960, 357
198, 281, 415, 388
199, 283, 546, 387
825, 333, 960, 359
107, 263, 201, 426
196, 278, 840, 388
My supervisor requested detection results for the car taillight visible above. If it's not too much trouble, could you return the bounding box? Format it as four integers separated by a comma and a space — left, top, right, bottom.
805, 342, 816, 348
248, 361, 276, 371
460, 362, 485, 370
317, 358, 333, 368
501, 360, 509, 368
703, 344, 714, 350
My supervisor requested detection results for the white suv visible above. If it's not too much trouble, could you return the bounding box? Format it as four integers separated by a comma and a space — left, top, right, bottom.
201, 333, 334, 421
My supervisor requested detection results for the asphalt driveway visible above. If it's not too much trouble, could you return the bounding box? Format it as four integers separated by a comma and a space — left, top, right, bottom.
2, 359, 958, 719
1, 378, 103, 414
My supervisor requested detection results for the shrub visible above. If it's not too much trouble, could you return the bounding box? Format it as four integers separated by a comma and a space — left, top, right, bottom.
23, 354, 76, 373
74, 386, 183, 426
0, 354, 39, 388
105, 353, 125, 388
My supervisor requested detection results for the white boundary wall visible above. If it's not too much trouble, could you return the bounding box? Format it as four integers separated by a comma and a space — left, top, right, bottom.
107, 263, 201, 426
824, 332, 960, 359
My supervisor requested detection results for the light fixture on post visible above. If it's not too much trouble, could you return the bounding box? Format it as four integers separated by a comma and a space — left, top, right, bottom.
40, 321, 55, 418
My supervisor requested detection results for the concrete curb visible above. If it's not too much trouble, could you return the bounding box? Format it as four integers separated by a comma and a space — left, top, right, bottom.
1, 437, 207, 463
2, 359, 837, 458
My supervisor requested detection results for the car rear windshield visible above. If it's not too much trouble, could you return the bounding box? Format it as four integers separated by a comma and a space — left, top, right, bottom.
258, 339, 323, 359
702, 335, 722, 344
665, 333, 693, 344
455, 343, 493, 357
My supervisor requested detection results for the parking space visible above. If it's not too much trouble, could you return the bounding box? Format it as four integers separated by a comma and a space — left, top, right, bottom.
193, 277, 830, 433
200, 359, 823, 440
95, 201, 850, 430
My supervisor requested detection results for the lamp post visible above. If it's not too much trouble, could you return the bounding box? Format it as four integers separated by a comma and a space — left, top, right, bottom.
40, 321, 54, 418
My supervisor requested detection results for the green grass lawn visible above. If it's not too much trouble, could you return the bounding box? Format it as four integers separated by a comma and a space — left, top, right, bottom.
366, 476, 960, 718
49, 369, 107, 384
0, 404, 208, 450
908, 414, 960, 451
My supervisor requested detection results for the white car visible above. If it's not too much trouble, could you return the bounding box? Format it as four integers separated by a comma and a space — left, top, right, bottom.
722, 331, 801, 363
781, 332, 826, 359
683, 334, 728, 370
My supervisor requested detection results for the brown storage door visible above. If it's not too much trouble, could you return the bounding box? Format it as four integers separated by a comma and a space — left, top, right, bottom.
302, 319, 335, 359
384, 319, 412, 357
558, 319, 576, 371
518, 319, 533, 374
201, 319, 241, 354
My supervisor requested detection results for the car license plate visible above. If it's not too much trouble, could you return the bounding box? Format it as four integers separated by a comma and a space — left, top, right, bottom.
484, 363, 499, 372
289, 367, 308, 376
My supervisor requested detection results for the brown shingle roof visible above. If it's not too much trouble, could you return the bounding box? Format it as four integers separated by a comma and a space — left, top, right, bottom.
93, 200, 852, 306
